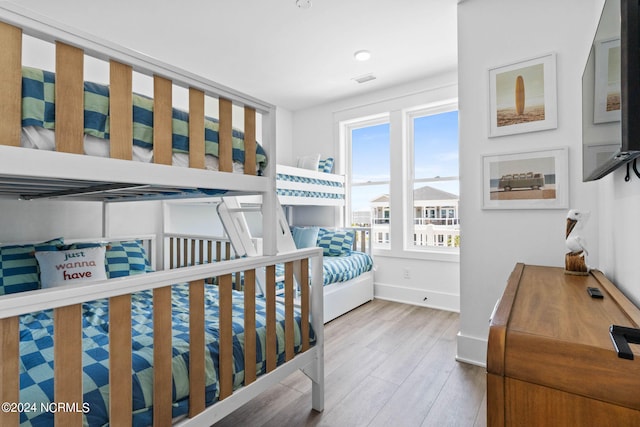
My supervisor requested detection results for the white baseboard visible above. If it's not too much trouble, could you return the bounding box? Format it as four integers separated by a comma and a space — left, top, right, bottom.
374, 282, 459, 312
455, 331, 487, 368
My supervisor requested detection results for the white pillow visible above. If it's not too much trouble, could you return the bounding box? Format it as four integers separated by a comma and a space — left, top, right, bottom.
36, 247, 108, 288
297, 153, 321, 171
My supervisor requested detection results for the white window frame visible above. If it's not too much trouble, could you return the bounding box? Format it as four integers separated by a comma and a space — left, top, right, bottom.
336, 88, 459, 263
405, 102, 459, 254
344, 114, 391, 249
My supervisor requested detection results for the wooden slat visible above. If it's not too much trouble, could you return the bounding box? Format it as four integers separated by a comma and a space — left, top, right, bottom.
169, 237, 175, 269
0, 23, 22, 147
218, 274, 234, 399
300, 258, 310, 352
109, 294, 132, 426
218, 98, 233, 172
175, 238, 182, 268
54, 304, 83, 426
216, 241, 222, 263
243, 269, 257, 385
109, 61, 133, 160
0, 317, 19, 426
266, 265, 277, 372
284, 261, 295, 361
190, 239, 196, 266
183, 238, 188, 267
225, 242, 232, 261
153, 286, 172, 426
243, 106, 257, 175
153, 76, 173, 165
235, 271, 241, 291
208, 240, 213, 264
55, 42, 84, 154
199, 240, 204, 265
189, 88, 205, 169
189, 279, 206, 417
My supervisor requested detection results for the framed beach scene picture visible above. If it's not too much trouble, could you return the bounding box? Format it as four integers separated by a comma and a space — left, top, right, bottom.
482, 147, 568, 210
489, 53, 558, 137
593, 37, 621, 123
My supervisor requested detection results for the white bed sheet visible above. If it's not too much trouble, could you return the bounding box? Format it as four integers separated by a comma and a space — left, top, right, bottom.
20, 126, 246, 173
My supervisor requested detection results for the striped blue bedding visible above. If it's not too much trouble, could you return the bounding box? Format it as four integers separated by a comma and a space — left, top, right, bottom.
20, 66, 268, 172
276, 172, 344, 200
18, 283, 312, 426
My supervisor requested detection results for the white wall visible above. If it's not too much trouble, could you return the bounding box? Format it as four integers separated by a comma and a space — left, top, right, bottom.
599, 168, 640, 308
293, 72, 461, 312
457, 0, 608, 366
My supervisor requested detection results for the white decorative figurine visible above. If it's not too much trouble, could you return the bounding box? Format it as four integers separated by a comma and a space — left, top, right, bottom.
565, 209, 590, 275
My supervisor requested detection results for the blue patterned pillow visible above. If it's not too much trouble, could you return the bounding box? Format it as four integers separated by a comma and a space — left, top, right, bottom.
0, 237, 64, 295
317, 229, 354, 257
68, 240, 152, 278
318, 157, 334, 173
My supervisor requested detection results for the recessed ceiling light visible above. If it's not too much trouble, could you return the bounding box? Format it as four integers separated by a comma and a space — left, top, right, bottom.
296, 0, 312, 9
354, 50, 371, 61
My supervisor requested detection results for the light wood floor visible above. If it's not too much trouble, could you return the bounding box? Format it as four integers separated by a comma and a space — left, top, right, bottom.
217, 299, 487, 427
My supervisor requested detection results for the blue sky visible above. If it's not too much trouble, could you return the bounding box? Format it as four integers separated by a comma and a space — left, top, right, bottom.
351, 110, 459, 212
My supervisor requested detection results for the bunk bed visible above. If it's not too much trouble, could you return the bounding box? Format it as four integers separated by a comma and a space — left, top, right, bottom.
276, 157, 374, 322
0, 4, 324, 426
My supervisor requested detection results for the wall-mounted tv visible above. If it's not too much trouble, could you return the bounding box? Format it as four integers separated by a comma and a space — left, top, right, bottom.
583, 0, 640, 181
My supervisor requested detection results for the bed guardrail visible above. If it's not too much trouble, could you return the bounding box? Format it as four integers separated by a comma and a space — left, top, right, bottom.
0, 247, 324, 426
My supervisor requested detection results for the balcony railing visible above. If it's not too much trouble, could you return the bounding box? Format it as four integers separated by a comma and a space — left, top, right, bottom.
413, 217, 459, 226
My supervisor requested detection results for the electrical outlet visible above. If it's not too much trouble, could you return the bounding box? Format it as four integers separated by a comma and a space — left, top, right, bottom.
403, 268, 410, 279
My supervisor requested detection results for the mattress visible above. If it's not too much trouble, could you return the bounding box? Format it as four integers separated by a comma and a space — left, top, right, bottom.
18, 283, 313, 426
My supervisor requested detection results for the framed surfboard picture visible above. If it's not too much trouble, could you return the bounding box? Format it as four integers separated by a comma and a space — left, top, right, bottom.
488, 53, 558, 137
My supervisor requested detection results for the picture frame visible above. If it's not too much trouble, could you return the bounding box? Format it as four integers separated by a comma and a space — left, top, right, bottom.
593, 37, 621, 124
482, 147, 568, 210
488, 53, 557, 137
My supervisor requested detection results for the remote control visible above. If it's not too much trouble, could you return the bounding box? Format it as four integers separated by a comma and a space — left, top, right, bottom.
587, 287, 604, 299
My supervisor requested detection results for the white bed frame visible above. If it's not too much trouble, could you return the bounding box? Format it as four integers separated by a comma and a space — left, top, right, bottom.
0, 3, 324, 425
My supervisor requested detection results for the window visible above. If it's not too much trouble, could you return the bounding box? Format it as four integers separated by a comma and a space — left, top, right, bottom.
346, 116, 390, 248
340, 99, 459, 258
408, 106, 459, 249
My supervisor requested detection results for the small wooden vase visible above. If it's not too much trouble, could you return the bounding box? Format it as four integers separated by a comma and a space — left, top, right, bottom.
564, 251, 589, 275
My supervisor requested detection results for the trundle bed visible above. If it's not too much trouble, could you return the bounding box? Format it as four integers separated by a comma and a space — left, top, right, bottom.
0, 4, 324, 426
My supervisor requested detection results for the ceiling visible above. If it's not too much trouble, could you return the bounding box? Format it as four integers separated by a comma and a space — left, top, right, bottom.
11, 0, 458, 111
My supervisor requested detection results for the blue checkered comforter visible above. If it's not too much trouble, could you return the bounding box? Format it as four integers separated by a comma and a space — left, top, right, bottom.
322, 251, 373, 285
18, 283, 312, 426
275, 251, 372, 286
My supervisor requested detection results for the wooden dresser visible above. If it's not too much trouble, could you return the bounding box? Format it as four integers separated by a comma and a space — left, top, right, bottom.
487, 263, 640, 426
